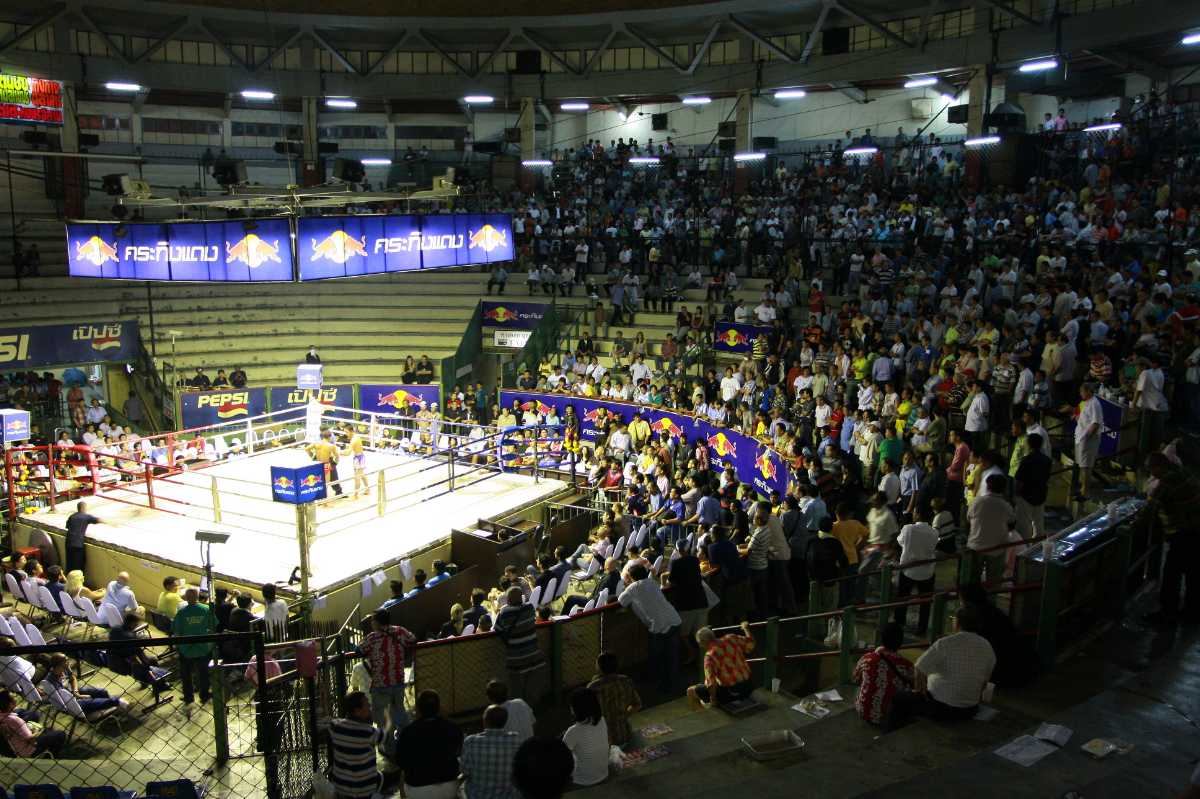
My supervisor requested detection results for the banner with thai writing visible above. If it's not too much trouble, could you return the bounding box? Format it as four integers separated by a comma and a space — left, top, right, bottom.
357, 384, 441, 416
0, 321, 139, 369
297, 213, 514, 279
179, 387, 268, 429
66, 219, 294, 281
268, 385, 355, 414
498, 390, 787, 498
712, 320, 771, 354
481, 301, 547, 329
0, 73, 63, 125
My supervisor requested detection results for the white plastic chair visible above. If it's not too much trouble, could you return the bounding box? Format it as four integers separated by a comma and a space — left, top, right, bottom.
57, 592, 88, 638
0, 614, 11, 637
79, 597, 109, 631
20, 580, 44, 617
8, 620, 32, 646
527, 585, 543, 608
582, 598, 596, 612
595, 587, 610, 607
212, 435, 229, 458
554, 573, 571, 601
632, 524, 649, 549
568, 605, 583, 616
461, 624, 475, 636
38, 585, 63, 619
571, 557, 601, 584
651, 555, 665, 576
24, 623, 47, 646
4, 573, 30, 615
48, 686, 124, 742
603, 543, 615, 558
611, 535, 627, 561
15, 676, 43, 707
539, 578, 557, 607
99, 603, 125, 628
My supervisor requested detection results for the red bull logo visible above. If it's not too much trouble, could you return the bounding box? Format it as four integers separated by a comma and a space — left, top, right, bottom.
273, 475, 295, 491
378, 389, 424, 410
651, 417, 683, 438
226, 234, 282, 269
756, 450, 778, 481
4, 418, 28, 436
468, 224, 508, 253
707, 432, 737, 458
519, 400, 554, 416
300, 473, 322, 487
74, 236, 119, 267
484, 306, 518, 324
583, 408, 605, 424
719, 328, 751, 348
310, 230, 368, 264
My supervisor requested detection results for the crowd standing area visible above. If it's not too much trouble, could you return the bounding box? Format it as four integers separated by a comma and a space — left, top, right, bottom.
2, 99, 1200, 799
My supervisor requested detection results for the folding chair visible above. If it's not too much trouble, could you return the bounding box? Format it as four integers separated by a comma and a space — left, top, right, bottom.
570, 557, 601, 585
79, 599, 111, 634
145, 778, 206, 799
37, 586, 66, 628
611, 536, 627, 561
14, 786, 65, 799
24, 623, 49, 646
527, 585, 543, 608
538, 578, 557, 607
554, 573, 571, 601
4, 573, 31, 617
8, 618, 33, 646
57, 592, 91, 640
46, 687, 124, 744
568, 605, 583, 617
651, 555, 665, 576
595, 587, 610, 607
69, 786, 137, 799
460, 624, 475, 636
20, 581, 46, 624
581, 599, 596, 612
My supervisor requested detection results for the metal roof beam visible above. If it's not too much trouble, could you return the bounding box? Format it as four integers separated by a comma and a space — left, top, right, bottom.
1082, 48, 1169, 83
684, 20, 722, 75
979, 0, 1042, 28
131, 16, 190, 64
831, 1, 915, 49
918, 0, 941, 49
727, 13, 794, 63
621, 24, 686, 72
582, 27, 619, 76
366, 33, 411, 76
832, 82, 867, 102
799, 2, 832, 65
475, 29, 518, 77
76, 7, 131, 64
0, 3, 67, 57
196, 19, 249, 72
416, 29, 473, 77
309, 28, 361, 76
518, 27, 581, 75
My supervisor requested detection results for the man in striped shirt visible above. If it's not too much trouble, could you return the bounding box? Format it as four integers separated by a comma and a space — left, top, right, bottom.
493, 587, 545, 702
328, 691, 384, 799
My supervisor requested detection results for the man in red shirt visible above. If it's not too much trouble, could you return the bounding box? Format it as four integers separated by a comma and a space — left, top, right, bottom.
358, 610, 417, 735
687, 623, 756, 710
852, 623, 914, 725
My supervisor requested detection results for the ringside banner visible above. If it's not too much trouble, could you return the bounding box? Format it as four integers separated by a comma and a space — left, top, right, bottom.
179, 388, 268, 429
712, 321, 772, 354
358, 384, 441, 416
297, 213, 514, 279
66, 219, 294, 281
269, 385, 354, 414
0, 321, 139, 369
481, 301, 546, 329
498, 390, 787, 498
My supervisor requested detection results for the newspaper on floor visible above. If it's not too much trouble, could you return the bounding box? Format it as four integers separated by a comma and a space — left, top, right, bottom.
995, 735, 1058, 767
1034, 723, 1072, 747
639, 723, 674, 739
791, 699, 832, 719
814, 688, 843, 702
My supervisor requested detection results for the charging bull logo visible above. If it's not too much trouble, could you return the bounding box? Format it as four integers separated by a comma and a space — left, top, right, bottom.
301, 473, 322, 488
273, 475, 294, 491
719, 328, 751, 348
520, 400, 555, 416
707, 432, 737, 458
310, 230, 368, 264
4, 418, 28, 437
582, 408, 607, 424
484, 306, 518, 324
378, 389, 424, 410
226, 234, 282, 269
469, 224, 508, 253
651, 418, 683, 438
756, 450, 778, 481
197, 392, 250, 418
74, 236, 119, 267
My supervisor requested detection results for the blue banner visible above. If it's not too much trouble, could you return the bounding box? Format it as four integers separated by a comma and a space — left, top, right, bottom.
498, 390, 788, 498
179, 388, 268, 429
481, 301, 547, 329
0, 409, 31, 444
1099, 397, 1123, 458
712, 320, 771, 353
66, 219, 294, 282
271, 462, 327, 504
297, 213, 513, 280
269, 385, 354, 414
0, 321, 139, 369
357, 384, 441, 416
296, 364, 323, 389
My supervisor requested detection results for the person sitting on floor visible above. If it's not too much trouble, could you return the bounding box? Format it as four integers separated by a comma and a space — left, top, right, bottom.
852, 622, 914, 725
883, 605, 995, 732
562, 688, 610, 787
687, 622, 756, 710
959, 582, 1039, 688
587, 652, 642, 748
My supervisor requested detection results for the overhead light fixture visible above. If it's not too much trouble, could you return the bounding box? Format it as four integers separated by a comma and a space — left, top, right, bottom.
521, 159, 553, 166
964, 136, 1001, 146
325, 98, 357, 109
733, 152, 766, 162
560, 102, 589, 111
241, 89, 275, 101
1018, 58, 1058, 73
1182, 32, 1200, 45
1083, 122, 1122, 132
904, 77, 937, 88
773, 89, 806, 100
681, 96, 711, 105
940, 94, 957, 104
105, 82, 141, 92
462, 94, 494, 105
361, 158, 392, 165
843, 146, 878, 156
628, 156, 660, 165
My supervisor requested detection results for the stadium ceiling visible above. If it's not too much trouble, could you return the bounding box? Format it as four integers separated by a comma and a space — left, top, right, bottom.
0, 0, 1197, 104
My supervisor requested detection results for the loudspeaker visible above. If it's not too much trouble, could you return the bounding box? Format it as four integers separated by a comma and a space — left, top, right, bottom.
514, 50, 541, 74
651, 113, 669, 131
474, 141, 503, 155
822, 27, 850, 55
332, 158, 365, 183
211, 159, 247, 186
78, 133, 100, 148
947, 104, 969, 124
752, 136, 778, 150
718, 138, 735, 153
717, 121, 736, 138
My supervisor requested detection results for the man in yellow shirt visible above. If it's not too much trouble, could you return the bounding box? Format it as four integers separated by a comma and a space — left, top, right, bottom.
628, 412, 651, 451
156, 575, 186, 620
307, 429, 344, 496
831, 503, 867, 606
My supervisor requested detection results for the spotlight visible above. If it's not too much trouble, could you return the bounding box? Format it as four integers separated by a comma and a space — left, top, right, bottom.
964, 136, 1001, 146
241, 89, 275, 101
773, 89, 806, 100
904, 77, 937, 88
681, 96, 711, 105
105, 82, 141, 92
1018, 58, 1058, 73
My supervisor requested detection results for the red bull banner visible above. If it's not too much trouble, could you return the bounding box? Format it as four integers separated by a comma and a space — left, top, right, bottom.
268, 385, 354, 416
66, 219, 293, 281
179, 388, 268, 429
270, 462, 327, 504
498, 390, 787, 498
712, 321, 771, 354
297, 213, 514, 280
358, 384, 441, 416
0, 321, 139, 369
481, 301, 547, 330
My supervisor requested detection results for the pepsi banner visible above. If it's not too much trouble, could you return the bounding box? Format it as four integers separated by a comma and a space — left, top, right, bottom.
269, 385, 354, 414
270, 462, 327, 504
713, 321, 771, 354
0, 409, 31, 444
0, 321, 139, 369
481, 301, 547, 329
358, 384, 441, 416
297, 213, 513, 280
66, 219, 293, 281
179, 388, 268, 429
498, 390, 787, 498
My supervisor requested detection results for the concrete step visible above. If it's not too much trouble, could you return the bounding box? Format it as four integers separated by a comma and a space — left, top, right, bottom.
164, 332, 462, 355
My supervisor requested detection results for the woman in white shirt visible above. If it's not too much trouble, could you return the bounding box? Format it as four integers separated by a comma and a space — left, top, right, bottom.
562, 688, 610, 786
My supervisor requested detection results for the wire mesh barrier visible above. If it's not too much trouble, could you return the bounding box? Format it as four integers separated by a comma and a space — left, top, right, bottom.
0, 631, 282, 798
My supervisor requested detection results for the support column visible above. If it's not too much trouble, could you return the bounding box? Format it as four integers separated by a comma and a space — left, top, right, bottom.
301, 96, 320, 187
966, 68, 990, 137
58, 82, 86, 218
519, 97, 537, 160
734, 89, 753, 153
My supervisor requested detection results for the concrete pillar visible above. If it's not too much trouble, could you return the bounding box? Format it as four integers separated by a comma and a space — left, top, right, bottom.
735, 89, 753, 152
220, 119, 232, 149
966, 68, 989, 137
301, 97, 319, 164
519, 97, 536, 159
59, 83, 78, 153
130, 109, 143, 149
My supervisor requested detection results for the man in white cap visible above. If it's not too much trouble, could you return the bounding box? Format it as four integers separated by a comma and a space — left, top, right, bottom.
1153, 270, 1173, 299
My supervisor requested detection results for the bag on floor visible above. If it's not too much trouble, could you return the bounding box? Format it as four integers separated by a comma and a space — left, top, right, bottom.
824, 617, 842, 648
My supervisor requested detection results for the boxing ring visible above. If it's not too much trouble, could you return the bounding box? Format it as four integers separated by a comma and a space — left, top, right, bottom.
4, 405, 570, 598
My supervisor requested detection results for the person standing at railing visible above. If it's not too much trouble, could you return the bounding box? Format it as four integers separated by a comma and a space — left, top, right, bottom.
966, 475, 1017, 584
170, 587, 214, 712
1145, 452, 1200, 626
64, 500, 101, 575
